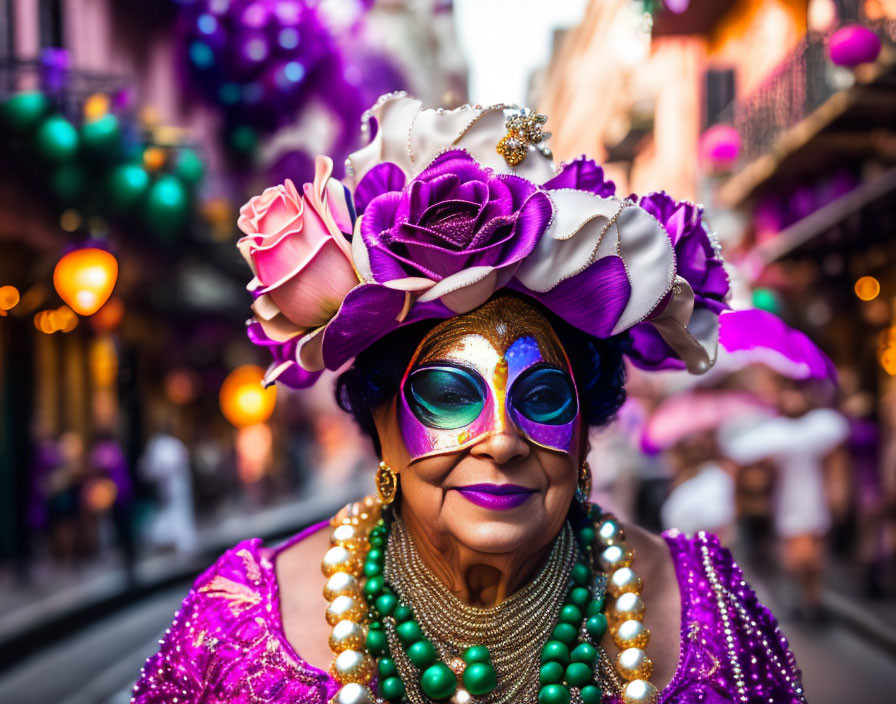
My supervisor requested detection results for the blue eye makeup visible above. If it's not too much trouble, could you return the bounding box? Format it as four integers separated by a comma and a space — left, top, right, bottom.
510, 365, 578, 425
405, 364, 487, 430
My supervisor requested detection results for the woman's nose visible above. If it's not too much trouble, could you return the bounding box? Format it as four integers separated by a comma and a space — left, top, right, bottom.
469, 429, 530, 465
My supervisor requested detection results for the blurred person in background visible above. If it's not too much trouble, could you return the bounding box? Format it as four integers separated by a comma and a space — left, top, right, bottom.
88, 429, 137, 578
49, 431, 87, 565
721, 378, 849, 622
660, 430, 736, 543
139, 424, 198, 556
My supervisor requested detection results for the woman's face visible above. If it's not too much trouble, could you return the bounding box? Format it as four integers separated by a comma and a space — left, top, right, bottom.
374, 297, 584, 555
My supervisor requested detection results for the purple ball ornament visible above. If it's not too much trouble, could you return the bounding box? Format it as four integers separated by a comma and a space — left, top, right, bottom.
176, 0, 337, 135
828, 25, 881, 67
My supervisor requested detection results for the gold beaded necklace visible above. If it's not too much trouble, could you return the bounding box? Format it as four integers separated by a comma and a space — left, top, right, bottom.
320, 496, 659, 704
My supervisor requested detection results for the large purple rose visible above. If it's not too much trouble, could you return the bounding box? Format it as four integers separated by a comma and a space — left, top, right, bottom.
354, 150, 552, 313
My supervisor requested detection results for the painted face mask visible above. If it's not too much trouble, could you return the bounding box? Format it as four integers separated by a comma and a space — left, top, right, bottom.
398, 298, 580, 461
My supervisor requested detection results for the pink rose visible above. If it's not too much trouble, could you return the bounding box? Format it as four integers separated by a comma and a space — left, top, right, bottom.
238, 156, 359, 338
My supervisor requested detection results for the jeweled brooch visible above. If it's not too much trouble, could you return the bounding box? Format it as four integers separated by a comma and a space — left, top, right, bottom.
497, 110, 551, 166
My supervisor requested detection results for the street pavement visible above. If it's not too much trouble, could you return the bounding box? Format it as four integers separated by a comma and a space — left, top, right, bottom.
0, 570, 893, 704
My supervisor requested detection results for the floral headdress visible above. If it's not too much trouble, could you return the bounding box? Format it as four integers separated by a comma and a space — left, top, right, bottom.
238, 93, 832, 388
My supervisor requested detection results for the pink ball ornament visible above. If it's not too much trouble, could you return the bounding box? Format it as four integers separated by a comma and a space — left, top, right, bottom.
698, 124, 740, 172
828, 25, 881, 67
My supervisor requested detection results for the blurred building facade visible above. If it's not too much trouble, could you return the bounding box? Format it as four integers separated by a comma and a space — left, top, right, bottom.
539, 0, 896, 455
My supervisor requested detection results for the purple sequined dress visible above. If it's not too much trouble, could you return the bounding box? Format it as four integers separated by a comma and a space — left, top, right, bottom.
132, 523, 805, 704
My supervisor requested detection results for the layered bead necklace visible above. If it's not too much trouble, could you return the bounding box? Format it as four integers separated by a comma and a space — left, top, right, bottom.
320, 497, 658, 704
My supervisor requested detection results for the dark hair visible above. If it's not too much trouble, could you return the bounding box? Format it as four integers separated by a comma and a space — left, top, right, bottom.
335, 296, 628, 456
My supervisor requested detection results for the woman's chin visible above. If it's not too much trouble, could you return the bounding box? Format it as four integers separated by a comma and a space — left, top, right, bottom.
442, 491, 548, 554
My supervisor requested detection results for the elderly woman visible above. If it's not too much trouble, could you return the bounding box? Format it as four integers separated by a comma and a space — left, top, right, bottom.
133, 95, 815, 704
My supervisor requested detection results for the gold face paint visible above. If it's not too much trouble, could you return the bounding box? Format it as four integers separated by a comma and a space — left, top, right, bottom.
398, 296, 580, 461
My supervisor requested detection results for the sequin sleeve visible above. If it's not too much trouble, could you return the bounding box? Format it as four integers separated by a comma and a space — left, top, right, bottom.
131, 539, 268, 703
671, 531, 806, 704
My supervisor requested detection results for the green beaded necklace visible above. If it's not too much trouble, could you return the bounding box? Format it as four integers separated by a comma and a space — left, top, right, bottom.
360, 504, 610, 704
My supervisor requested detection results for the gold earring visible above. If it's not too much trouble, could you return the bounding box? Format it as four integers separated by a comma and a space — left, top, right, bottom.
578, 461, 593, 500
376, 462, 398, 505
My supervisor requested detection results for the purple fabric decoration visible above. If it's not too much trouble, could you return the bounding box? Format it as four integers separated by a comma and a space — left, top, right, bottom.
625, 191, 730, 370
131, 529, 806, 703
718, 309, 837, 382
543, 156, 616, 197
510, 256, 631, 340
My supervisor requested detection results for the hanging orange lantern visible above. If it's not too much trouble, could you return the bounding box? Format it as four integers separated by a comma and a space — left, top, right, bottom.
0, 285, 19, 316
219, 364, 277, 428
53, 247, 118, 316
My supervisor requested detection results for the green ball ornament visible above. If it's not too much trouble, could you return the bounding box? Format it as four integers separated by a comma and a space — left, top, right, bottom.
419, 663, 457, 700
392, 604, 413, 623
363, 560, 382, 577
586, 596, 606, 617
81, 114, 121, 158
571, 643, 598, 664
580, 684, 603, 704
174, 148, 204, 185
407, 640, 437, 668
558, 604, 582, 624
550, 623, 578, 646
586, 614, 608, 641
378, 658, 397, 678
538, 683, 571, 704
369, 534, 385, 548
374, 593, 397, 616
569, 587, 590, 609
564, 661, 592, 688
107, 163, 149, 211
462, 645, 490, 664
463, 662, 497, 696
365, 628, 386, 656
363, 575, 384, 599
1, 91, 49, 133
366, 548, 384, 564
396, 620, 424, 645
50, 163, 86, 205
34, 115, 79, 162
144, 175, 189, 237
539, 640, 570, 665
379, 676, 405, 702
571, 563, 590, 586
752, 287, 780, 315
578, 526, 596, 548
539, 661, 564, 685
228, 124, 258, 154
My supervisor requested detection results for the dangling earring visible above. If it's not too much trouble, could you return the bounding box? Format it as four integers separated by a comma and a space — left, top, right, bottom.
576, 460, 593, 503
376, 462, 398, 505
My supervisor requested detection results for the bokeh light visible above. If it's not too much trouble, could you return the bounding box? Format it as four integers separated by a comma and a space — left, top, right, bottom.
854, 275, 881, 301
219, 364, 276, 427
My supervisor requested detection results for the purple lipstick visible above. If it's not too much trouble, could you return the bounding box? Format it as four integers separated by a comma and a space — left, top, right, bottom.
453, 483, 536, 510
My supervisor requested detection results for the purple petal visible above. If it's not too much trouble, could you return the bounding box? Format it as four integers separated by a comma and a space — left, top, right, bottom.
320, 284, 409, 370
718, 309, 837, 382
627, 323, 687, 372
511, 255, 630, 338
544, 156, 616, 197
354, 162, 406, 213
245, 320, 322, 389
